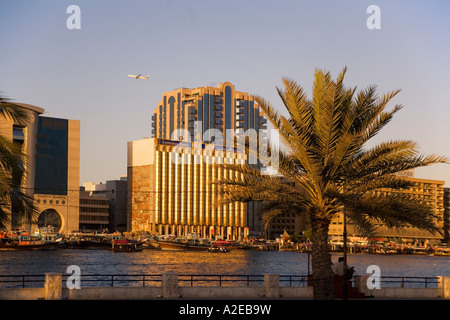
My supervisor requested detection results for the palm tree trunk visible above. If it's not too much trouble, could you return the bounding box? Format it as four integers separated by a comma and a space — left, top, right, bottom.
310, 214, 334, 300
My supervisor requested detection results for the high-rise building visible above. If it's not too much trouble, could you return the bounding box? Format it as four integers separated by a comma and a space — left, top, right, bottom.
444, 187, 450, 244
0, 103, 43, 230
128, 137, 259, 240
329, 175, 446, 243
134, 82, 270, 238
0, 103, 80, 233
265, 172, 446, 243
150, 82, 268, 146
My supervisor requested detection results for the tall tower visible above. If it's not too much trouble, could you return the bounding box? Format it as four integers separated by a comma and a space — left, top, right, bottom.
150, 82, 267, 145
127, 82, 269, 238
0, 104, 80, 233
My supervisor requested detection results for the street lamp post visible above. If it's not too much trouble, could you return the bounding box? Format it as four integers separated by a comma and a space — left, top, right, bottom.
342, 211, 348, 300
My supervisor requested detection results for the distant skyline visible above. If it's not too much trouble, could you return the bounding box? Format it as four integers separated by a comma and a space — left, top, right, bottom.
1, 0, 449, 186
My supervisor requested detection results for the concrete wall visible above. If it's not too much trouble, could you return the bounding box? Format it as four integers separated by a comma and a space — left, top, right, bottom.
63, 287, 162, 300
355, 275, 450, 299
0, 288, 45, 300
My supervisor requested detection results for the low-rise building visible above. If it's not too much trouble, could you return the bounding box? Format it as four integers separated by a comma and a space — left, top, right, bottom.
79, 188, 109, 233
82, 177, 128, 232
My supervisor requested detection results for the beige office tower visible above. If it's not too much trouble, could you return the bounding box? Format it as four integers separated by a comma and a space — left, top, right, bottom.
444, 188, 450, 244
130, 82, 270, 239
0, 103, 80, 233
128, 138, 253, 240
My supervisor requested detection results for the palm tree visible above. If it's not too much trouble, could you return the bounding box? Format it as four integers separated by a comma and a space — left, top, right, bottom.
0, 95, 37, 230
213, 68, 447, 299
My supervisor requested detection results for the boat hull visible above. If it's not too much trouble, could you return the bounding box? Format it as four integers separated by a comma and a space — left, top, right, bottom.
110, 240, 143, 252
59, 240, 112, 250
157, 240, 210, 251
0, 242, 58, 251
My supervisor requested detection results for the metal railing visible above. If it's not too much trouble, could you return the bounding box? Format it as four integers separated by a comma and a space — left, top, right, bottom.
378, 276, 440, 288
0, 274, 163, 289
0, 274, 440, 289
178, 274, 263, 287
0, 275, 46, 288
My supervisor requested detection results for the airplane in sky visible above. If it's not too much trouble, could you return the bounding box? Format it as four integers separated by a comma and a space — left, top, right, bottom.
128, 74, 149, 80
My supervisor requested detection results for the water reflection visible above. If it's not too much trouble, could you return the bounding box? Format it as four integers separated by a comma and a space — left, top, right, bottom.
0, 250, 448, 278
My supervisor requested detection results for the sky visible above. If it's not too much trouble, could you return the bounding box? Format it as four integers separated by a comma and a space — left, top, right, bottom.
0, 0, 449, 186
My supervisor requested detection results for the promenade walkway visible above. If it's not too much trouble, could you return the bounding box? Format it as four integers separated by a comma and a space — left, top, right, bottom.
0, 273, 449, 300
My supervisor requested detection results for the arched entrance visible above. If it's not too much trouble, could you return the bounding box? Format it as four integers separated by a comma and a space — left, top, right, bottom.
37, 209, 62, 232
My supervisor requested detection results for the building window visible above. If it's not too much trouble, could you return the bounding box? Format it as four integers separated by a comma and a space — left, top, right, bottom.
12, 125, 25, 146
225, 86, 232, 130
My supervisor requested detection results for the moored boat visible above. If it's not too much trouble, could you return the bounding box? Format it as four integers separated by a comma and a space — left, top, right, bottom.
59, 233, 117, 250
211, 240, 233, 251
209, 241, 231, 253
156, 237, 211, 251
142, 238, 160, 249
110, 239, 143, 252
434, 248, 450, 256
0, 234, 58, 251
0, 242, 59, 251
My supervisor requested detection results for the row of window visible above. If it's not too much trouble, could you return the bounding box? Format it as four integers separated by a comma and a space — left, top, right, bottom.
79, 215, 109, 221
36, 199, 66, 205
80, 199, 109, 206
79, 207, 109, 213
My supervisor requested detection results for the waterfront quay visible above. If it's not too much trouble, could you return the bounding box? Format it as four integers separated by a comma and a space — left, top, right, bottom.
0, 249, 449, 300
0, 272, 449, 300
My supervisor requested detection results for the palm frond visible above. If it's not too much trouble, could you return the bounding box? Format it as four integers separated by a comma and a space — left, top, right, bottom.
0, 95, 31, 125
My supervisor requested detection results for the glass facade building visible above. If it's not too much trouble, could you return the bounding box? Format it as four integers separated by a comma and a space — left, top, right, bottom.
0, 103, 80, 233
34, 117, 69, 195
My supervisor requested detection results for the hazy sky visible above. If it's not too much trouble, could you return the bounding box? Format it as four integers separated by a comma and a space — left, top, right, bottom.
1, 0, 449, 186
